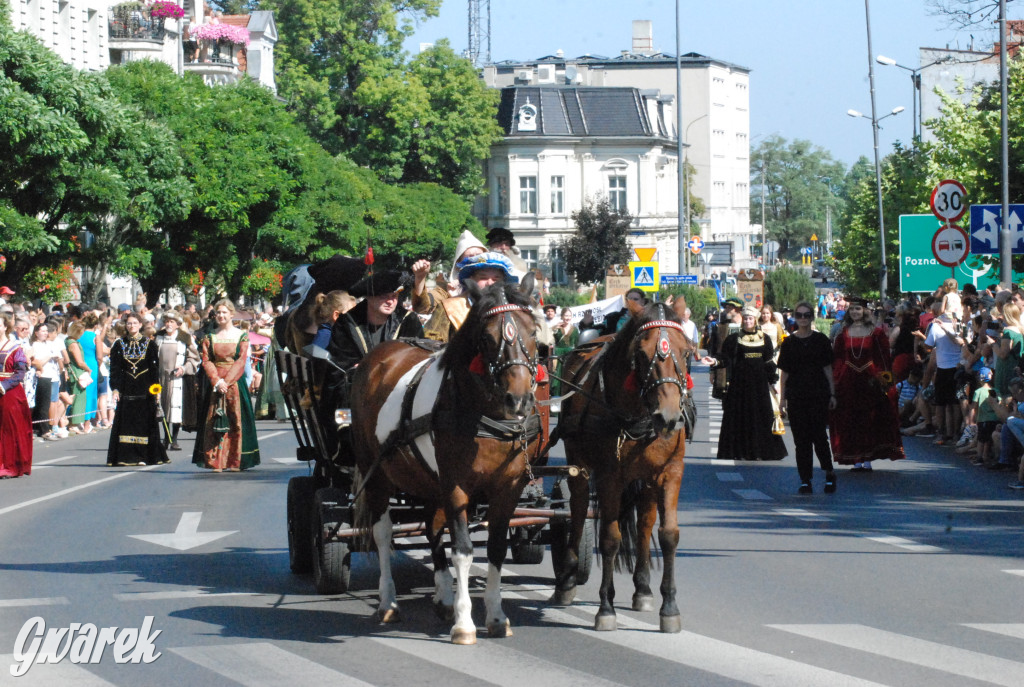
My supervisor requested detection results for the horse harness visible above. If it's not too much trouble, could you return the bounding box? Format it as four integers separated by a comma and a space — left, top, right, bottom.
377, 303, 543, 477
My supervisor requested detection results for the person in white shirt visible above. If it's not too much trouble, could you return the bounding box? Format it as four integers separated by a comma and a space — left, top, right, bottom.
923, 312, 965, 445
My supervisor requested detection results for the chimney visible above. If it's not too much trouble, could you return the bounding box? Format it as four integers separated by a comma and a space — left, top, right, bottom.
632, 20, 654, 55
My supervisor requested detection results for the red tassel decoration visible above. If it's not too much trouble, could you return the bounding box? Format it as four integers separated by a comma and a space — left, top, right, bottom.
535, 365, 547, 382
364, 246, 375, 266
686, 373, 694, 390
468, 354, 486, 375
624, 370, 638, 393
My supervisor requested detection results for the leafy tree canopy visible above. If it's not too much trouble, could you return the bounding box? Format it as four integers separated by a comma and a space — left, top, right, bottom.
559, 197, 633, 284
764, 265, 818, 311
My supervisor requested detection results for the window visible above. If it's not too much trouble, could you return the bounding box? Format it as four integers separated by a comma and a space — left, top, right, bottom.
519, 175, 537, 214
549, 247, 568, 285
496, 176, 508, 215
608, 175, 627, 212
550, 175, 564, 214
521, 249, 538, 271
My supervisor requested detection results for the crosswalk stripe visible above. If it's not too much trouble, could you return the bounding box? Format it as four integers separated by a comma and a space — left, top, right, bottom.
710, 458, 735, 466
114, 590, 261, 601
963, 623, 1024, 640
773, 508, 830, 520
1003, 569, 1024, 578
371, 634, 627, 687
170, 642, 374, 686
0, 597, 70, 608
769, 624, 1024, 687
865, 535, 944, 553
732, 489, 772, 500
0, 656, 116, 686
716, 472, 744, 482
497, 594, 889, 687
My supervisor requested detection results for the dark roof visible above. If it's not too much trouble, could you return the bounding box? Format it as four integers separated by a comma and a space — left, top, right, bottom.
490, 51, 749, 73
498, 86, 668, 138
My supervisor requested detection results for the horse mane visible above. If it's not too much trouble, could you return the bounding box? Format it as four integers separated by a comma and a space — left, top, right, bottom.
605, 301, 682, 362
440, 282, 535, 369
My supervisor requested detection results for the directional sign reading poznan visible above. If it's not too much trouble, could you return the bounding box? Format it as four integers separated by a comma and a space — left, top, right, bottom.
968, 204, 1024, 255
930, 179, 967, 223
932, 224, 969, 267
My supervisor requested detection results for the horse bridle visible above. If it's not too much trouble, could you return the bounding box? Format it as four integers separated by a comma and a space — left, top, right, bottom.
480, 302, 539, 383
631, 313, 688, 402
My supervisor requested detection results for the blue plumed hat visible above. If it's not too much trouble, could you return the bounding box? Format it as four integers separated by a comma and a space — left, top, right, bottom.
457, 251, 518, 285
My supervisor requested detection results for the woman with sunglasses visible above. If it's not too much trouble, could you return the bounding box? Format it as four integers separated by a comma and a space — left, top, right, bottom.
778, 302, 837, 494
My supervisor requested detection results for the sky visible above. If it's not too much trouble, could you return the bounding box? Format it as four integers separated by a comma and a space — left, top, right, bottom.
404, 0, 1015, 169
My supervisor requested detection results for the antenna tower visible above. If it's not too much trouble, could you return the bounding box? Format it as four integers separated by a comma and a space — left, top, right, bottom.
467, 0, 491, 67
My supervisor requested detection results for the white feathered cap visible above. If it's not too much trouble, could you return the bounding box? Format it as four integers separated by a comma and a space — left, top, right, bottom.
448, 230, 486, 283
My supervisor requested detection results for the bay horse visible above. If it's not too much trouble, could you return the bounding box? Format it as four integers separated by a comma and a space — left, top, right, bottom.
551, 301, 693, 633
349, 277, 543, 644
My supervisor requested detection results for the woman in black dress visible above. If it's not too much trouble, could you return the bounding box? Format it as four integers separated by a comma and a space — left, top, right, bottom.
107, 312, 168, 467
778, 301, 837, 494
704, 306, 787, 461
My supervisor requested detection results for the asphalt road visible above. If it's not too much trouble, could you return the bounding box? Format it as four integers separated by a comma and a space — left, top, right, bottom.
1, 364, 1024, 686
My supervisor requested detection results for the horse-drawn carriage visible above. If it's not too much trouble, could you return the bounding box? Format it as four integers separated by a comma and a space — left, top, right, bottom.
275, 275, 693, 642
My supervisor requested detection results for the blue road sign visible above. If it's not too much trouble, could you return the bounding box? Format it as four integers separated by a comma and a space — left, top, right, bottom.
661, 274, 698, 285
633, 265, 656, 288
687, 237, 705, 251
969, 204, 1024, 254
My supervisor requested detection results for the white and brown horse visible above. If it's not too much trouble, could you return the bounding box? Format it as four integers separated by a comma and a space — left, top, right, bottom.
551, 301, 694, 633
349, 278, 543, 643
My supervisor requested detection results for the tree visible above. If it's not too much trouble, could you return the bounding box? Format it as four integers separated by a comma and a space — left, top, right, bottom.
559, 197, 633, 284
750, 136, 847, 261
263, 2, 499, 200
763, 265, 817, 311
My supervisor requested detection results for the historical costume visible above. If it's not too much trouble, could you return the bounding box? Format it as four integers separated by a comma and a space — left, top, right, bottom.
422, 253, 517, 344
412, 229, 486, 316
830, 298, 905, 465
155, 320, 200, 450
79, 325, 99, 426
778, 305, 836, 493
710, 297, 744, 400
713, 307, 787, 461
0, 335, 33, 478
107, 328, 168, 466
64, 332, 91, 430
192, 323, 261, 471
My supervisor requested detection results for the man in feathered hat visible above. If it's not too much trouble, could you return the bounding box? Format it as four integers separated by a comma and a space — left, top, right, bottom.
423, 252, 518, 343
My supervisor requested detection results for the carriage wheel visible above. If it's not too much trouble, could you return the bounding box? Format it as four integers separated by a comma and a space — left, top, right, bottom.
312, 487, 352, 594
287, 476, 315, 574
509, 526, 545, 564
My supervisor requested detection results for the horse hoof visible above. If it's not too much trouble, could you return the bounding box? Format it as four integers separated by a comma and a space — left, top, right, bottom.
487, 619, 513, 638
594, 614, 617, 632
632, 594, 655, 612
660, 614, 682, 633
433, 601, 455, 622
378, 608, 401, 624
548, 588, 577, 606
451, 628, 477, 645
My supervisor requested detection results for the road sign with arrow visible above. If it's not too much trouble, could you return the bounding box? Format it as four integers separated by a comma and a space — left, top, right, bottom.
969, 204, 1024, 255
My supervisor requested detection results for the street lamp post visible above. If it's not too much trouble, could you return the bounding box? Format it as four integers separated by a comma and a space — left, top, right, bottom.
675, 0, 685, 276
682, 114, 708, 276
875, 54, 950, 141
848, 104, 904, 298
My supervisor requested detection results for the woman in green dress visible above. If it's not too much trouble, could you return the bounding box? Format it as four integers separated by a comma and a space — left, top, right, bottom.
63, 322, 92, 433
192, 299, 261, 472
552, 307, 579, 397
995, 302, 1024, 397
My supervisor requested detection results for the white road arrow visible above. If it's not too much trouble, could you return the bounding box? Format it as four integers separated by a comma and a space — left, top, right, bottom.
975, 209, 1000, 249
129, 512, 238, 551
1009, 210, 1024, 249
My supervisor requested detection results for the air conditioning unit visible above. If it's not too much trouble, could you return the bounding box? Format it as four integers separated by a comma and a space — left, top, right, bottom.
516, 70, 532, 83
537, 64, 555, 83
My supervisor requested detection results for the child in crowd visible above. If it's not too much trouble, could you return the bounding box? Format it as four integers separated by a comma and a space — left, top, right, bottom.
940, 278, 963, 328
896, 364, 924, 427
970, 367, 999, 467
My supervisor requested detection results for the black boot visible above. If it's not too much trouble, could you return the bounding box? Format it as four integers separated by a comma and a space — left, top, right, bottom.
824, 471, 837, 494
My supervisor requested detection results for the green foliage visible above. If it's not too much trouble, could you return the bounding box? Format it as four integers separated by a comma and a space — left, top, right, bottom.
764, 265, 817, 310
658, 285, 719, 319
545, 287, 591, 308
559, 197, 633, 284
750, 136, 847, 261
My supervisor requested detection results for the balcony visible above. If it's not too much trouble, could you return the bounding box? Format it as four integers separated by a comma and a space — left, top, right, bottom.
109, 17, 167, 53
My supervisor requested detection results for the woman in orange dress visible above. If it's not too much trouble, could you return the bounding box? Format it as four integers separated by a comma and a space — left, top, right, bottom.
192, 299, 260, 472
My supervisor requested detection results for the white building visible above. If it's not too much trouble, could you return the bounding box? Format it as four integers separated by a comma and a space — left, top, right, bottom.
481, 20, 756, 278
481, 86, 680, 281
6, 0, 110, 71
918, 47, 998, 143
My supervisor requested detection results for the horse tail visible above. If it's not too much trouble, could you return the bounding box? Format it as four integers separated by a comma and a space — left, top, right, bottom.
613, 479, 644, 573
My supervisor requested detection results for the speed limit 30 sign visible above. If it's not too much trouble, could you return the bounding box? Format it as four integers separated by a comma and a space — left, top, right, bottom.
930, 179, 967, 223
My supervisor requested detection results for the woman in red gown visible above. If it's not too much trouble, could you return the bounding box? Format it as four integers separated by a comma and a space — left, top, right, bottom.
830, 297, 905, 470
0, 313, 33, 478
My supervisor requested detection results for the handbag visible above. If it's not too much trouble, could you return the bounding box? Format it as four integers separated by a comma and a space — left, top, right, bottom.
76, 371, 94, 389
212, 394, 230, 434
772, 411, 786, 436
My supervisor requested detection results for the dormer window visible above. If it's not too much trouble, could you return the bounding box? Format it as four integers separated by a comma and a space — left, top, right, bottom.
518, 100, 538, 132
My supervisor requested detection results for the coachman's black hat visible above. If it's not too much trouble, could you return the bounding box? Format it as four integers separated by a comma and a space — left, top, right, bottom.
306, 255, 367, 294
485, 227, 516, 247
349, 270, 414, 298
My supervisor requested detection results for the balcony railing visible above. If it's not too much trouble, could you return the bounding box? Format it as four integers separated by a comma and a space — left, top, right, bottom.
109, 17, 166, 43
